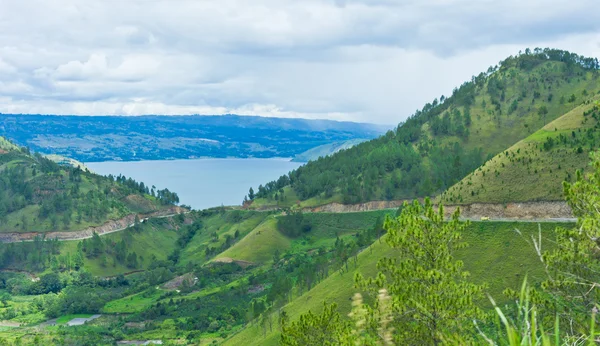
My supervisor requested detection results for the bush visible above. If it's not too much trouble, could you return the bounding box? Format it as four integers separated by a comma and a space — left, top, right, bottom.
277, 211, 312, 237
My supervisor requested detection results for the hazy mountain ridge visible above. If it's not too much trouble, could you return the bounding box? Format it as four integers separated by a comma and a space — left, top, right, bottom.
0, 114, 387, 162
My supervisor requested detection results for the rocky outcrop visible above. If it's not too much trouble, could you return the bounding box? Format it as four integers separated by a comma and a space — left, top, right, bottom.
444, 201, 573, 220
0, 206, 187, 243
308, 200, 409, 213
305, 200, 573, 220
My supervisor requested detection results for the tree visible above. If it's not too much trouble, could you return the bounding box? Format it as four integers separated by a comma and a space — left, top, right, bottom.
0, 292, 10, 307
357, 199, 484, 345
281, 290, 395, 345
277, 211, 311, 237
248, 187, 255, 201
538, 105, 549, 124
73, 251, 84, 271
538, 151, 600, 331
126, 252, 138, 268
283, 199, 484, 345
281, 303, 351, 345
39, 272, 62, 294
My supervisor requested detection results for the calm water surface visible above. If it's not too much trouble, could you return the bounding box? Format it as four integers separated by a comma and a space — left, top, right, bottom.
86, 159, 302, 210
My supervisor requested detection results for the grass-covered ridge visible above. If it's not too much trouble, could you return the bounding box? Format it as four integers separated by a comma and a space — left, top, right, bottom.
441, 99, 600, 204
248, 49, 600, 208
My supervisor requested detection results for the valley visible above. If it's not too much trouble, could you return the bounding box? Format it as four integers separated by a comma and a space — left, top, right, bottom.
0, 205, 570, 344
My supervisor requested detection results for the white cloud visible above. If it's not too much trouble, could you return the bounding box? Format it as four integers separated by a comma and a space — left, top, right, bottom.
0, 58, 16, 74
0, 0, 600, 124
48, 54, 160, 81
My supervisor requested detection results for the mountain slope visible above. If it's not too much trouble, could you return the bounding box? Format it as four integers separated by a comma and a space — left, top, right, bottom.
440, 99, 600, 204
224, 220, 567, 345
249, 49, 600, 208
0, 138, 181, 234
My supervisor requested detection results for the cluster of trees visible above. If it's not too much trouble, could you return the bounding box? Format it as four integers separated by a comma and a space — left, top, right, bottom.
276, 211, 312, 237
169, 220, 203, 263
429, 107, 471, 138
246, 174, 291, 203
0, 154, 115, 229
122, 262, 251, 340
203, 229, 242, 258
109, 174, 180, 205
0, 236, 61, 271
80, 232, 141, 269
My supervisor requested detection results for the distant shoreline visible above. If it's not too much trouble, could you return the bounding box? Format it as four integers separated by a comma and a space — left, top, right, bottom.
84, 157, 299, 164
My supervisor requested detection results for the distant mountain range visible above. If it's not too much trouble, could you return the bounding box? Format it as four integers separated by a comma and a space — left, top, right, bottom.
0, 114, 388, 162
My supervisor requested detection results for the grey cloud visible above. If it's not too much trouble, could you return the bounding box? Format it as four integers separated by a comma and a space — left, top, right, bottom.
0, 0, 599, 124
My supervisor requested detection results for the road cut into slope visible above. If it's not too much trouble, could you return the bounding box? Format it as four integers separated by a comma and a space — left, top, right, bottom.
0, 206, 187, 243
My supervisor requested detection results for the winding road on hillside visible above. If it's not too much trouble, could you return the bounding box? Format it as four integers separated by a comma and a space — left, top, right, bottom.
257, 200, 577, 222
0, 200, 577, 244
0, 208, 188, 243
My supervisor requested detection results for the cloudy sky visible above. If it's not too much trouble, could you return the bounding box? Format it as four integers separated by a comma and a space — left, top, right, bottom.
1, 0, 600, 125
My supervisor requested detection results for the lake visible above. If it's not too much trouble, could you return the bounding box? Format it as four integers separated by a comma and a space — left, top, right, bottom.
86, 158, 303, 210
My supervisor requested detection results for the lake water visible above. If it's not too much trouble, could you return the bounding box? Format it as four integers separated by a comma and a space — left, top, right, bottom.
86, 158, 303, 210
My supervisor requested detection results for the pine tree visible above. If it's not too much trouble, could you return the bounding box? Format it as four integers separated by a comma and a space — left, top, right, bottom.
357, 198, 485, 344
282, 199, 485, 345
539, 151, 600, 330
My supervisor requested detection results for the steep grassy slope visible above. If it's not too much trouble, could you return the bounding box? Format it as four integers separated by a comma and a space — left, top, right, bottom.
215, 211, 389, 264
249, 49, 600, 208
0, 215, 190, 276
224, 221, 569, 345
180, 210, 271, 266
0, 140, 178, 234
60, 218, 182, 277
441, 100, 600, 204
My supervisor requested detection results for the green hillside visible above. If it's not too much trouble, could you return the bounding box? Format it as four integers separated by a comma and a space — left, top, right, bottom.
179, 209, 271, 267
441, 99, 600, 204
224, 220, 568, 345
0, 49, 598, 345
0, 139, 180, 234
248, 49, 600, 208
215, 211, 388, 264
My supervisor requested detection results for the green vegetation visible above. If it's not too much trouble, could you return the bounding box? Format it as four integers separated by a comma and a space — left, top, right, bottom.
55, 314, 93, 324
275, 151, 600, 345
1, 49, 600, 345
0, 137, 19, 152
0, 138, 180, 234
442, 100, 600, 203
249, 49, 600, 208
103, 289, 165, 314
223, 219, 565, 345
181, 209, 270, 266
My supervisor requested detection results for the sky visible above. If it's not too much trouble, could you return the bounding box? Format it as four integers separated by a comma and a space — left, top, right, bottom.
1, 1, 600, 125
